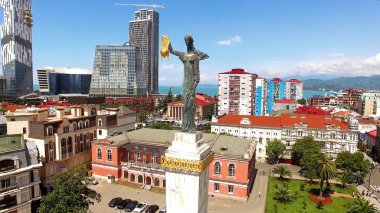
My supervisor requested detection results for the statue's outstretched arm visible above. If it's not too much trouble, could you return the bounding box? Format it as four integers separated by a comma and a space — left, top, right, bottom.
169, 43, 184, 58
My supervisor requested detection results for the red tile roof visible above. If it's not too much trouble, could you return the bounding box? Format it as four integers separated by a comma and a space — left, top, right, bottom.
275, 99, 297, 104
367, 129, 377, 138
6, 104, 27, 112
214, 114, 349, 130
295, 106, 331, 115
271, 78, 283, 82
216, 115, 282, 128
220, 68, 252, 75
287, 78, 302, 83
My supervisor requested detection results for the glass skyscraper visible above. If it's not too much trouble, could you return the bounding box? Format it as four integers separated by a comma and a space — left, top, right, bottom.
89, 45, 146, 98
0, 0, 33, 97
129, 9, 159, 94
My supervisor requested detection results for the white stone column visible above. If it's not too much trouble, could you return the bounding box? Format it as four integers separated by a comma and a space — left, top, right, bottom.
163, 132, 213, 213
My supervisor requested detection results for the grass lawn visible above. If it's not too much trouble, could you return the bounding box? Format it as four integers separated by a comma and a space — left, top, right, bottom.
265, 177, 359, 213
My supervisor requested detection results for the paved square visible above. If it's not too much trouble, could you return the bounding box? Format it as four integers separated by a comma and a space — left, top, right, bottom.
89, 179, 258, 213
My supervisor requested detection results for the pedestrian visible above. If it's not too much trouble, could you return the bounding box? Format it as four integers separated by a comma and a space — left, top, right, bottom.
263, 170, 265, 175
259, 192, 261, 198
352, 192, 355, 197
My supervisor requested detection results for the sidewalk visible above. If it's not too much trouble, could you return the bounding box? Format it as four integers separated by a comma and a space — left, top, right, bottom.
356, 185, 380, 210
250, 169, 269, 213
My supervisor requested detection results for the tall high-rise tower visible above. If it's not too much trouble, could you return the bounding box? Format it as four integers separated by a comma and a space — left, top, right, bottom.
0, 0, 33, 97
129, 9, 159, 94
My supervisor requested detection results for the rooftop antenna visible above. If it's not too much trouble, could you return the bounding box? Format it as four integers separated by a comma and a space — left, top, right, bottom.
115, 3, 165, 10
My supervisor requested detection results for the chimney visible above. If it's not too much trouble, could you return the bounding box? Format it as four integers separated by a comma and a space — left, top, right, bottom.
36, 108, 48, 122
56, 106, 65, 119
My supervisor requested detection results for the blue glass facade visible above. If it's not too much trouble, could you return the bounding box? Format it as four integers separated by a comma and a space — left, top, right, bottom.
267, 81, 286, 115
46, 73, 91, 95
255, 86, 263, 116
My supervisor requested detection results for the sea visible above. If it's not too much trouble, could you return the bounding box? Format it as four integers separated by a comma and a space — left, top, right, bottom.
158, 85, 334, 99
33, 84, 334, 99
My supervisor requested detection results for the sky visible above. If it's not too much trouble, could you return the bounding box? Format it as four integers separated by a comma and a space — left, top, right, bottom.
2, 0, 380, 86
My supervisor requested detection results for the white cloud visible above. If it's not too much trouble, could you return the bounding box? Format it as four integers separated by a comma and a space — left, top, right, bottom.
159, 77, 166, 81
161, 63, 175, 71
256, 53, 380, 78
217, 35, 242, 46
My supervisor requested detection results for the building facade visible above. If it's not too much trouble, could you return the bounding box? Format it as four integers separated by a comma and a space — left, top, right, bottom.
285, 79, 303, 100
254, 77, 266, 116
165, 93, 217, 124
218, 69, 255, 116
0, 76, 6, 97
89, 45, 146, 98
358, 93, 380, 117
211, 114, 359, 162
37, 67, 92, 95
267, 78, 286, 115
0, 0, 33, 97
129, 9, 159, 94
91, 128, 256, 201
273, 99, 297, 114
0, 134, 41, 212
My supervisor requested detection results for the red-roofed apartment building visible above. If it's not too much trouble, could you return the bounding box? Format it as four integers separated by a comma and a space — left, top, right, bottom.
165, 93, 217, 124
211, 114, 359, 163
218, 68, 255, 116
285, 79, 303, 100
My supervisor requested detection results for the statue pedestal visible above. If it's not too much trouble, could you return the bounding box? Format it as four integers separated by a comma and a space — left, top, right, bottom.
162, 131, 213, 213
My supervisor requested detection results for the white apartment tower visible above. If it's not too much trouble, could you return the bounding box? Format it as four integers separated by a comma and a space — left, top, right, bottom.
285, 79, 303, 100
218, 69, 254, 116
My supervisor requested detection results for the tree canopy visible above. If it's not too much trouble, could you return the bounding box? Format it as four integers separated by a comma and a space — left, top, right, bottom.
335, 151, 371, 184
291, 136, 320, 163
38, 166, 101, 213
266, 139, 286, 164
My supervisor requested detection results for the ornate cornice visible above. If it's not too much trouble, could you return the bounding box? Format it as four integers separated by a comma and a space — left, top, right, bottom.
161, 152, 214, 173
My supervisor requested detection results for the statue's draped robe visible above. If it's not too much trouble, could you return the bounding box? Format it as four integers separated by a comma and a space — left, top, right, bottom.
170, 50, 200, 132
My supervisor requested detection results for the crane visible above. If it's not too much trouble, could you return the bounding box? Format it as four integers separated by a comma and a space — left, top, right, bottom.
115, 3, 165, 9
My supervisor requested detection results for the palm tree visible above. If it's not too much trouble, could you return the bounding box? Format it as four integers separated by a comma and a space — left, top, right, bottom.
338, 170, 352, 189
274, 184, 293, 204
315, 154, 336, 197
272, 165, 292, 181
349, 199, 379, 213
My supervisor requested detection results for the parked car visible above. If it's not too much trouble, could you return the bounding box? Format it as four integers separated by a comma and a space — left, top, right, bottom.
134, 202, 148, 212
124, 200, 138, 212
158, 208, 166, 213
117, 199, 131, 210
145, 205, 159, 213
108, 197, 122, 207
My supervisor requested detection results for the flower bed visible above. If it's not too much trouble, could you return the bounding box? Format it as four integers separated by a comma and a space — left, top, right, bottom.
308, 195, 333, 205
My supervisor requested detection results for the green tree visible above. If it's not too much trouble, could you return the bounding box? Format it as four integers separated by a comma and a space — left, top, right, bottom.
272, 165, 292, 181
335, 151, 370, 184
315, 154, 336, 197
297, 98, 307, 105
266, 139, 286, 164
292, 136, 320, 163
300, 153, 321, 183
175, 94, 182, 101
38, 166, 101, 213
349, 199, 379, 213
273, 183, 293, 204
136, 111, 148, 123
338, 170, 353, 189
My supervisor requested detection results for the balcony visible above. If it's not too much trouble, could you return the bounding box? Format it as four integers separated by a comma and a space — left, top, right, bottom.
0, 184, 18, 193
121, 161, 164, 173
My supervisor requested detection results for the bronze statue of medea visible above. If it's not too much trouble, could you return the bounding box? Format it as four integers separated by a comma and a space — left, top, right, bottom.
161, 35, 209, 132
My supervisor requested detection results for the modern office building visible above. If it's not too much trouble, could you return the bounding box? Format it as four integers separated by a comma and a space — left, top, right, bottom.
218, 69, 255, 116
0, 0, 33, 97
38, 67, 92, 95
254, 77, 266, 116
285, 79, 303, 100
0, 76, 6, 97
129, 9, 159, 94
89, 45, 146, 98
267, 78, 286, 115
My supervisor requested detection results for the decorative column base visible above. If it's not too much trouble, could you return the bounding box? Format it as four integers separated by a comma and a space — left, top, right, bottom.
162, 131, 213, 213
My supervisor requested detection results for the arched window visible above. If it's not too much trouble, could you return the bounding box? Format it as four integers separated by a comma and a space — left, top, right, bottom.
154, 178, 160, 186
138, 175, 143, 183
228, 164, 236, 177
67, 137, 73, 153
98, 119, 102, 127
61, 138, 67, 156
124, 171, 129, 179
130, 174, 135, 182
97, 148, 102, 160
107, 149, 112, 161
214, 162, 221, 175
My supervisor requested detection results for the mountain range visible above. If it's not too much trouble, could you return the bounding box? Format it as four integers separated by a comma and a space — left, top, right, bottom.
302, 75, 380, 91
